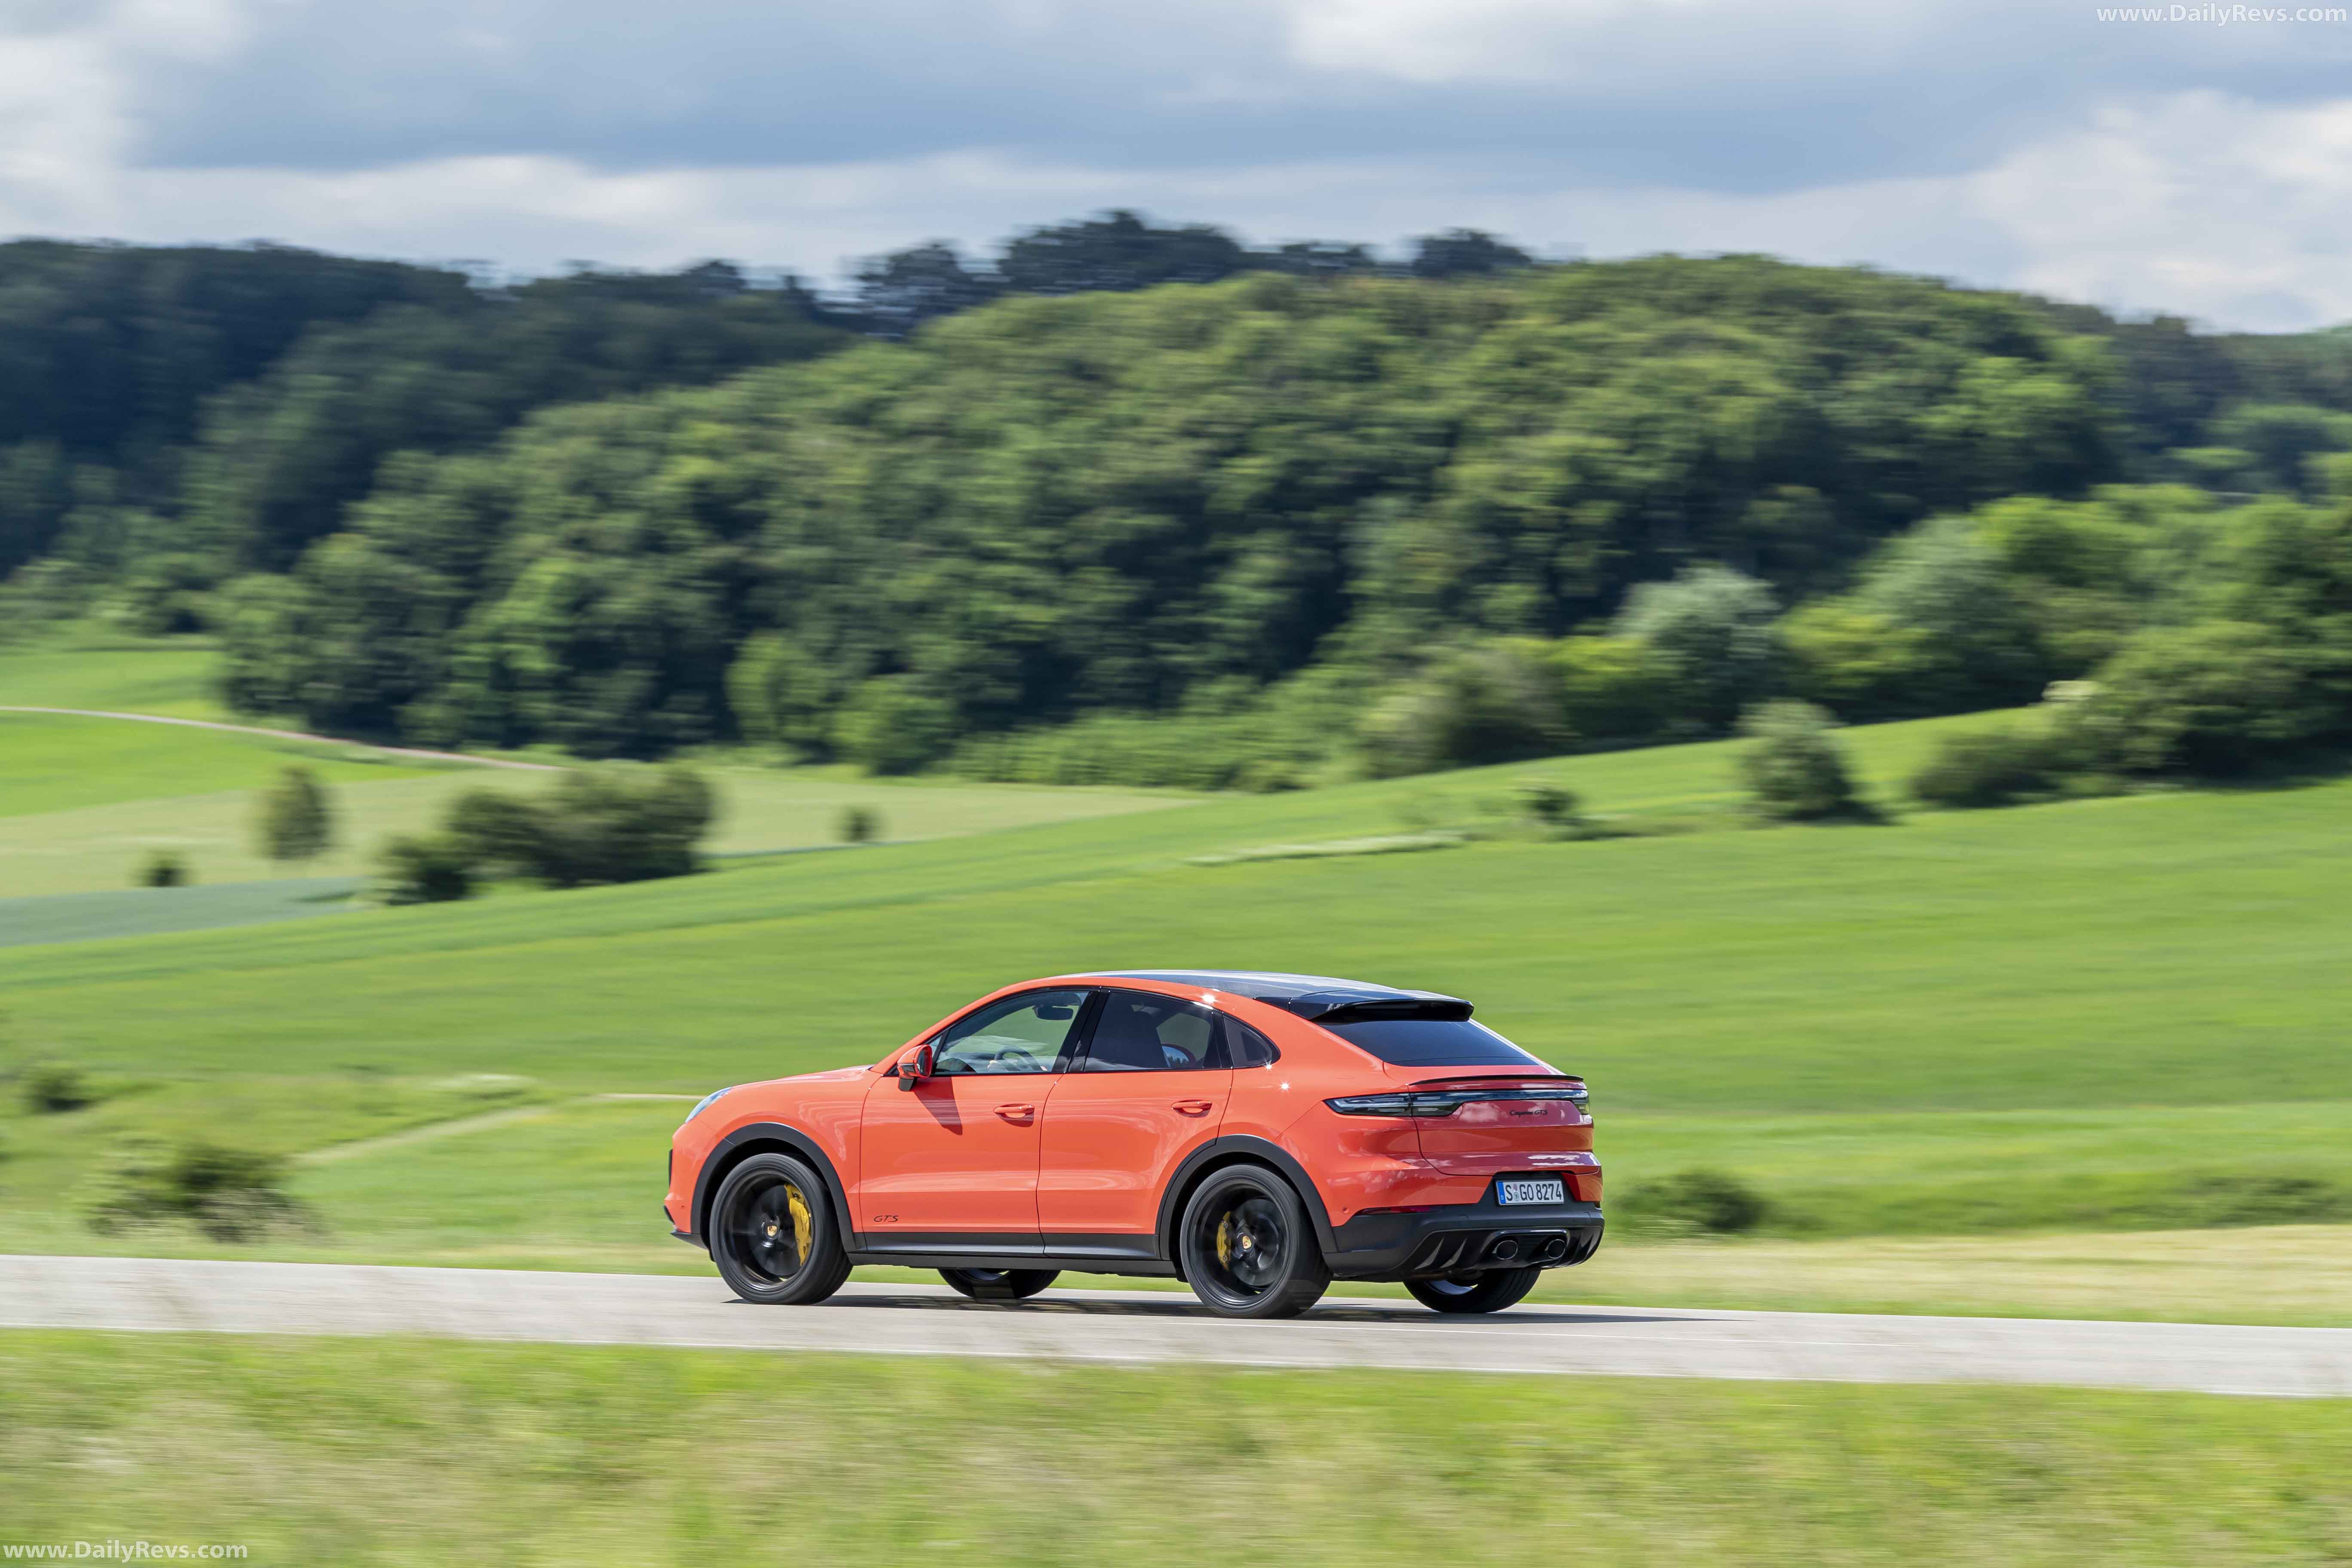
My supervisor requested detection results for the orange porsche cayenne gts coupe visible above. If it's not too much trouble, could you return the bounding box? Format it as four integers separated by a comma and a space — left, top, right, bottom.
665, 970, 1602, 1318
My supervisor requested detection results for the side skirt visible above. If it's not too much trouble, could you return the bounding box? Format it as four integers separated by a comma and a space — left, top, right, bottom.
847, 1231, 1176, 1278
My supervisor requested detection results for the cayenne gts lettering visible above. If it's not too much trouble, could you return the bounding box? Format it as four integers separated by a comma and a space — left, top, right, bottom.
664, 970, 1603, 1317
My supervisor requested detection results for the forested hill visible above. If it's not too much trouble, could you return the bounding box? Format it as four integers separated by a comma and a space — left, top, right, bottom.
9, 239, 2352, 784
0, 243, 845, 582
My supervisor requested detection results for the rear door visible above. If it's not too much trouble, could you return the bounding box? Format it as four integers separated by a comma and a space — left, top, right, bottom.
1036, 989, 1232, 1246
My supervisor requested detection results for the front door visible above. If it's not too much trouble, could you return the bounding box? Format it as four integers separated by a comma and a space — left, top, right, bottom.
856, 987, 1090, 1253
1038, 989, 1232, 1246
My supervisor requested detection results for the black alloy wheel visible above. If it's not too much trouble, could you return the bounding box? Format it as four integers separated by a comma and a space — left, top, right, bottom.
1178, 1166, 1331, 1319
939, 1268, 1060, 1301
1406, 1266, 1544, 1315
709, 1152, 852, 1305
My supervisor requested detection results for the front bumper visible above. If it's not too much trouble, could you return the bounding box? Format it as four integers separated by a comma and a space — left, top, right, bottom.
1325, 1196, 1604, 1281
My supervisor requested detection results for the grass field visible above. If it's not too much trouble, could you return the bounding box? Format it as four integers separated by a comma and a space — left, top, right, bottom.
4, 635, 2350, 1325
3, 1332, 2347, 1566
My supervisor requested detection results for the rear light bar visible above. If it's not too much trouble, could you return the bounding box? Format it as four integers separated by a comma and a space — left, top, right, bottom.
1326, 1083, 1588, 1118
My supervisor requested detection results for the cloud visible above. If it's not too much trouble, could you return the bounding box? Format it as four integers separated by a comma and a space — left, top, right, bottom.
4, 1, 2352, 327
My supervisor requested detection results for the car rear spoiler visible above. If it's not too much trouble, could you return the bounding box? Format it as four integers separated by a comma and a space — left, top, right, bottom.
1253, 994, 1474, 1024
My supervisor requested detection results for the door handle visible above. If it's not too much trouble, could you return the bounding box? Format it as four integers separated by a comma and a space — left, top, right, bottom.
995, 1103, 1036, 1119
1173, 1099, 1214, 1115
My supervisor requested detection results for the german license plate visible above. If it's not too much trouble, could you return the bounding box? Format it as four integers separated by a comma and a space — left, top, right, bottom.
1496, 1178, 1566, 1206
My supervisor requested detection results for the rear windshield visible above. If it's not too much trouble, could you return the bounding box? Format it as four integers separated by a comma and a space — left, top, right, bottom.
1320, 1017, 1549, 1068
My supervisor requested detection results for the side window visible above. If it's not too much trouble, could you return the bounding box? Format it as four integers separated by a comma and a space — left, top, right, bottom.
1080, 991, 1220, 1073
933, 989, 1088, 1075
1220, 1017, 1280, 1069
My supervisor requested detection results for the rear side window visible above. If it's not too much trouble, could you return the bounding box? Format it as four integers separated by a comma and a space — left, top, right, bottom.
1320, 1017, 1547, 1069
1220, 1017, 1279, 1069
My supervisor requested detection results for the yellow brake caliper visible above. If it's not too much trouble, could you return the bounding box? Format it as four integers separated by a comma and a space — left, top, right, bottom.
785, 1184, 813, 1265
1215, 1213, 1234, 1267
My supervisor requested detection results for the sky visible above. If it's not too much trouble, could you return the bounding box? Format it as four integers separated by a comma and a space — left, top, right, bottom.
4, 0, 2352, 330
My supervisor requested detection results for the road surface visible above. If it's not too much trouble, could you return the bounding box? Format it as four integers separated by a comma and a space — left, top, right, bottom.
3, 1255, 2345, 1397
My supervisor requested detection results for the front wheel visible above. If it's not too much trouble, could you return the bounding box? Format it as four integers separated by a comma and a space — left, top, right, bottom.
939, 1268, 1060, 1301
1406, 1266, 1543, 1315
709, 1153, 852, 1305
1178, 1166, 1331, 1319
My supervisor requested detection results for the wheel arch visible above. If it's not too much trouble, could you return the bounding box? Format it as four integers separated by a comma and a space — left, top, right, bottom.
1155, 1135, 1339, 1268
691, 1122, 854, 1248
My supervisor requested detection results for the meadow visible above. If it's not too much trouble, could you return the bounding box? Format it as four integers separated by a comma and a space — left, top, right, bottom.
3, 1332, 2347, 1565
2, 636, 2350, 1324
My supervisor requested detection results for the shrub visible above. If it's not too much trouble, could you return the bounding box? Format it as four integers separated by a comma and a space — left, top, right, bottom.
1514, 780, 1587, 836
1908, 726, 2064, 808
21, 1062, 90, 1114
429, 768, 716, 890
83, 1138, 314, 1243
833, 677, 955, 775
2066, 621, 2329, 776
1625, 1169, 1771, 1235
137, 851, 190, 887
254, 765, 335, 868
376, 833, 475, 903
1736, 700, 1864, 821
838, 805, 881, 844
1359, 642, 1568, 778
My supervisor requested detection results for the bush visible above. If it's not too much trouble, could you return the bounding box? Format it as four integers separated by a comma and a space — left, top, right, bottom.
1908, 726, 2064, 808
838, 805, 881, 843
83, 1138, 314, 1243
376, 834, 475, 903
254, 765, 335, 867
833, 677, 955, 775
1514, 780, 1587, 836
1736, 701, 1865, 821
2067, 621, 2329, 776
1359, 642, 1568, 778
21, 1062, 90, 1114
137, 851, 190, 887
432, 767, 716, 890
1625, 1169, 1771, 1235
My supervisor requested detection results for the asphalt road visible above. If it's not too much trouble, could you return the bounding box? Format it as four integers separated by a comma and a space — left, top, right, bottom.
4, 1254, 2346, 1397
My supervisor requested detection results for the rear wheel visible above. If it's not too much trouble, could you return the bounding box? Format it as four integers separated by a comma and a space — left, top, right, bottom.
1406, 1266, 1543, 1315
709, 1153, 852, 1305
1178, 1166, 1331, 1319
939, 1268, 1059, 1301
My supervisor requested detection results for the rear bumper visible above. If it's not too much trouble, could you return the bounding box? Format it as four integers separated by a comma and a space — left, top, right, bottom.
1324, 1198, 1604, 1281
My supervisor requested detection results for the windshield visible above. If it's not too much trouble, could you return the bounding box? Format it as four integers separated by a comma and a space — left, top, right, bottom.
1319, 1017, 1550, 1069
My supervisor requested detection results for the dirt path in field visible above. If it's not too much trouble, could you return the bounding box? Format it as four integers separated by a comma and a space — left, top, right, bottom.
0, 707, 562, 772
294, 1094, 698, 1166
4, 1256, 2345, 1397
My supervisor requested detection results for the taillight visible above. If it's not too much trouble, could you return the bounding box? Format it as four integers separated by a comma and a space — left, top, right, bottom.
1326, 1083, 1588, 1118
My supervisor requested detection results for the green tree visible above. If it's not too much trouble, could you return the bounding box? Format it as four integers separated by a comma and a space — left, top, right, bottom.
1617, 566, 1781, 731
253, 766, 335, 869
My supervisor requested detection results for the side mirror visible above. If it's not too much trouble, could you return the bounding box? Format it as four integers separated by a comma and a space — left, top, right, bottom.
897, 1044, 935, 1090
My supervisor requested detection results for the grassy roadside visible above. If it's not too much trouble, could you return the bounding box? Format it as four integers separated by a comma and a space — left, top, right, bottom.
3, 1332, 2347, 1566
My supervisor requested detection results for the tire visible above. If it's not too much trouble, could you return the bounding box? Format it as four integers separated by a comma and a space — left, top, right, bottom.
1177, 1165, 1331, 1319
709, 1152, 852, 1305
939, 1268, 1060, 1302
1406, 1266, 1543, 1315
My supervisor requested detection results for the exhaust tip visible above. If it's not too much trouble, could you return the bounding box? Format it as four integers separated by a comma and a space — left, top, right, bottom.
1536, 1235, 1569, 1263
1488, 1237, 1522, 1262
